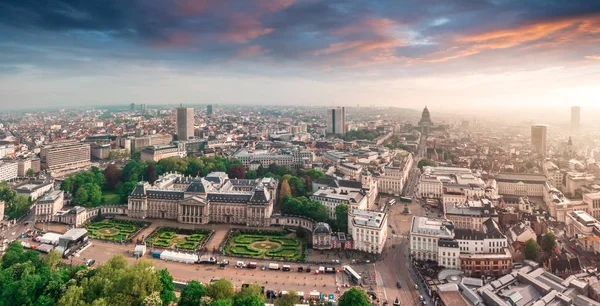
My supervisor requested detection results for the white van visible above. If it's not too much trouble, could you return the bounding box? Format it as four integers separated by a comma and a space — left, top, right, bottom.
236, 261, 245, 268
269, 263, 280, 270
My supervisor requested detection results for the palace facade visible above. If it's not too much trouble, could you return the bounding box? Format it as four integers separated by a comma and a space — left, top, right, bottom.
128, 172, 278, 227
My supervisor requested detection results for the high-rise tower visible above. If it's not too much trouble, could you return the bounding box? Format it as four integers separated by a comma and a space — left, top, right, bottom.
327, 107, 346, 136
207, 104, 213, 117
531, 124, 548, 156
176, 105, 194, 140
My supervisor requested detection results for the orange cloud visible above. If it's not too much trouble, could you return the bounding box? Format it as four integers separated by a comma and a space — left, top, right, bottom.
222, 18, 274, 44
586, 55, 600, 60
314, 39, 404, 56
426, 15, 600, 63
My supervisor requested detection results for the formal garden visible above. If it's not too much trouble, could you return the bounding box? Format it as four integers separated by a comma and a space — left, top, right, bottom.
86, 219, 147, 242
223, 230, 306, 262
146, 227, 212, 251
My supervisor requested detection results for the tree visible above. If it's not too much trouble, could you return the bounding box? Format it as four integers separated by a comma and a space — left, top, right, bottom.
157, 269, 176, 306
142, 292, 163, 306
179, 281, 206, 306
338, 287, 371, 306
206, 279, 234, 301
256, 165, 266, 177
228, 165, 246, 179
43, 250, 63, 270
233, 296, 263, 306
335, 204, 349, 233
118, 181, 138, 203
417, 158, 437, 170
541, 232, 557, 254
212, 300, 232, 306
235, 284, 263, 302
305, 169, 325, 180
146, 163, 158, 184
275, 291, 298, 306
103, 165, 123, 190
524, 238, 540, 260
26, 168, 35, 177
58, 286, 86, 306
279, 180, 292, 203
5, 195, 32, 219
245, 170, 257, 179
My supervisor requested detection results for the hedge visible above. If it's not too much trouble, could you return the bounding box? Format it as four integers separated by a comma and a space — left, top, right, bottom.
265, 246, 299, 258
187, 234, 206, 242
152, 239, 172, 247
229, 245, 261, 256
159, 232, 177, 239
176, 241, 198, 250
234, 235, 267, 244
269, 237, 300, 246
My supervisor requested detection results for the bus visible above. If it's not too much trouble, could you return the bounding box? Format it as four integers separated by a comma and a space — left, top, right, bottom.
343, 265, 362, 284
388, 199, 396, 206
400, 197, 412, 203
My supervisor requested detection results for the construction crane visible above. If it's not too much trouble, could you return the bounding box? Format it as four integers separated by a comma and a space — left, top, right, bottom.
576, 236, 600, 242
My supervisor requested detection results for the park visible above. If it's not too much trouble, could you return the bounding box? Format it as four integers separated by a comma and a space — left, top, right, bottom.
224, 230, 305, 261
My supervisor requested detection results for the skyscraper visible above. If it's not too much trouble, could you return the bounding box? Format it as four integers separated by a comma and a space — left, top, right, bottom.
176, 105, 194, 140
130, 103, 135, 111
571, 106, 580, 130
327, 107, 346, 136
531, 124, 548, 156
207, 104, 213, 117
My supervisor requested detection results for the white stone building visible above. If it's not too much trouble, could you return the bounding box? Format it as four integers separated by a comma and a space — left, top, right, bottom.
495, 173, 547, 197
377, 152, 413, 195
34, 190, 64, 222
454, 219, 508, 254
444, 199, 498, 231
409, 216, 455, 261
311, 185, 368, 219
583, 192, 600, 220
417, 166, 490, 201
348, 209, 388, 254
140, 144, 187, 162
565, 210, 600, 252
0, 161, 18, 182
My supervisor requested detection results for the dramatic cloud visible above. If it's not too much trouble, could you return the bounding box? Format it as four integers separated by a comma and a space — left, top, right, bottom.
1, 0, 600, 109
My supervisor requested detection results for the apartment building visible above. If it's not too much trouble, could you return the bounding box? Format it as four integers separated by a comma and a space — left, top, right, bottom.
459, 249, 512, 277
311, 186, 367, 219
0, 161, 18, 182
337, 162, 363, 179
564, 172, 595, 196
583, 192, 600, 220
495, 173, 547, 196
14, 180, 54, 201
17, 158, 32, 177
140, 144, 187, 162
454, 219, 507, 254
233, 149, 314, 170
40, 142, 91, 170
410, 216, 455, 261
565, 210, 600, 253
378, 152, 413, 195
542, 160, 563, 189
348, 209, 387, 254
418, 166, 489, 201
34, 190, 65, 222
444, 199, 498, 231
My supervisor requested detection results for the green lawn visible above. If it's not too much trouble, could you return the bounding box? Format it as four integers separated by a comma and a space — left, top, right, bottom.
102, 191, 122, 205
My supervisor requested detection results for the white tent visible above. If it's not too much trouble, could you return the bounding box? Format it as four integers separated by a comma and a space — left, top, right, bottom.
37, 232, 61, 245
160, 250, 198, 264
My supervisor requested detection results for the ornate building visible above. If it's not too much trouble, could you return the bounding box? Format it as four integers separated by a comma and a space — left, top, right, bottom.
128, 172, 278, 227
418, 106, 434, 135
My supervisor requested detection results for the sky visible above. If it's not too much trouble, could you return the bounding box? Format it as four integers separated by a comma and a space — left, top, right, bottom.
1, 0, 600, 112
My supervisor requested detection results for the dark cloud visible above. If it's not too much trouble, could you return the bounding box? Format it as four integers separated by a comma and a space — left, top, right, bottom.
0, 0, 599, 71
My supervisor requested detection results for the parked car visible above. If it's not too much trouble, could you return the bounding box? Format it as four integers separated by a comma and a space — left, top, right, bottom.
414, 284, 419, 290
85, 259, 96, 267
396, 281, 402, 288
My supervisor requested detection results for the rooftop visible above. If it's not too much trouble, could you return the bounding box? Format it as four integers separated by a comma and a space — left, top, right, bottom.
350, 209, 386, 229
410, 216, 454, 238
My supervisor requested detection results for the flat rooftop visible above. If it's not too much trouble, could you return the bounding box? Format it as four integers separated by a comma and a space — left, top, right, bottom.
410, 216, 454, 238
350, 209, 386, 228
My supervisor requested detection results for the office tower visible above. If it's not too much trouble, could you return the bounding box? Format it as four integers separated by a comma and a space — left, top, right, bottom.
130, 103, 135, 111
531, 125, 548, 156
327, 107, 346, 136
571, 106, 580, 130
176, 105, 194, 140
207, 104, 213, 117
40, 142, 91, 170
140, 104, 146, 112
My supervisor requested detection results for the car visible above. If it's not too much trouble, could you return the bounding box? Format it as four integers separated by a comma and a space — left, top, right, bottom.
419, 295, 424, 301
366, 291, 378, 300
85, 259, 96, 267
396, 281, 402, 288
414, 284, 419, 290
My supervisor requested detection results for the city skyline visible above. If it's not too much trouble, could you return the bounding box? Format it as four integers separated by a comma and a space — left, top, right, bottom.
0, 1, 600, 110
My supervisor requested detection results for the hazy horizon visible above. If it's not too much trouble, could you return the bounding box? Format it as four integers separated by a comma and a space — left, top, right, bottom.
1, 0, 599, 111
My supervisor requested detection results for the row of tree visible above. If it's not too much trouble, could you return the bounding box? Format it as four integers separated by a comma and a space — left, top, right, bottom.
0, 181, 32, 219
